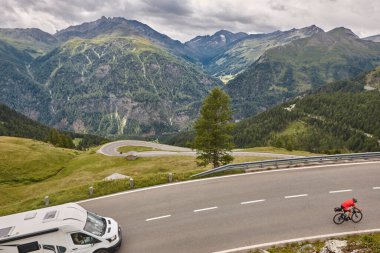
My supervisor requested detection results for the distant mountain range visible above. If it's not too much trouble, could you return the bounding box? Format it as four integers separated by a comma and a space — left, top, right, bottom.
227, 27, 380, 118
363, 34, 380, 43
1, 16, 380, 137
195, 25, 323, 82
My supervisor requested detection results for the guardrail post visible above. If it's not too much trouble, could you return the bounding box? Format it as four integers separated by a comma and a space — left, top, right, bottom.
168, 173, 173, 183
44, 196, 49, 206
130, 178, 134, 189
89, 186, 94, 196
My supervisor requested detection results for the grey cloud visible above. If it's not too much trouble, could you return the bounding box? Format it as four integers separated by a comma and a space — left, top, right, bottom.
1, 0, 380, 42
141, 0, 193, 16
269, 0, 287, 11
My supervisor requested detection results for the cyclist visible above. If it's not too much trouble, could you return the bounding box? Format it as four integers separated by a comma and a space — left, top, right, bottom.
341, 198, 361, 220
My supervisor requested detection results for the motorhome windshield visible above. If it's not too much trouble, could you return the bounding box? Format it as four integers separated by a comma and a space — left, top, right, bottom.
83, 212, 106, 236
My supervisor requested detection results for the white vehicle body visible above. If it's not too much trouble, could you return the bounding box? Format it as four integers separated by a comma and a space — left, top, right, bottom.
0, 203, 122, 253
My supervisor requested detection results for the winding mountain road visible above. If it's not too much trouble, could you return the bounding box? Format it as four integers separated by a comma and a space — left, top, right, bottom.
79, 161, 380, 253
97, 140, 304, 158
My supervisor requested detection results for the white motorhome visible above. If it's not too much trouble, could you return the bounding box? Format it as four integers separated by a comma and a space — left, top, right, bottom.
0, 203, 122, 253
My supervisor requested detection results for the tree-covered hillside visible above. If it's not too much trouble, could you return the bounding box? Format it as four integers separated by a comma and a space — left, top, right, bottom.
0, 40, 52, 123
0, 104, 108, 149
233, 74, 380, 153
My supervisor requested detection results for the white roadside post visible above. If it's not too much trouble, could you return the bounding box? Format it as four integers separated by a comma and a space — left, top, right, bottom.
168, 172, 173, 183
44, 196, 49, 206
89, 186, 94, 196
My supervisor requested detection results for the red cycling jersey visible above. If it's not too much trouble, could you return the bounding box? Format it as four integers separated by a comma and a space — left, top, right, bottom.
341, 199, 355, 211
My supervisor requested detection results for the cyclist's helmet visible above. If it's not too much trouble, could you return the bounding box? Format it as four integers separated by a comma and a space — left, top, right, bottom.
353, 198, 358, 203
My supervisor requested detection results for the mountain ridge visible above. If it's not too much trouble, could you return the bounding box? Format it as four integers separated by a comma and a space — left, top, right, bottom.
226, 27, 380, 118
29, 35, 221, 136
203, 25, 323, 80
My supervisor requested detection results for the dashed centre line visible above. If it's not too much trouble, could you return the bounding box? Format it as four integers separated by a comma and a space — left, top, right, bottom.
329, 189, 352, 194
194, 206, 218, 213
241, 199, 266, 205
146, 215, 171, 221
144, 188, 373, 222
284, 194, 308, 199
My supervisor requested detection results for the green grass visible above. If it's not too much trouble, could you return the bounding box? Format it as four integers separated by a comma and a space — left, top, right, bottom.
234, 146, 316, 156
117, 146, 163, 153
249, 233, 380, 252
277, 121, 309, 137
0, 137, 272, 215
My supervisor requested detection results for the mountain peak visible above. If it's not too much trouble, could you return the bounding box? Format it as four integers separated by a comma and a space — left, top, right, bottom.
301, 25, 324, 33
327, 27, 359, 38
214, 29, 234, 36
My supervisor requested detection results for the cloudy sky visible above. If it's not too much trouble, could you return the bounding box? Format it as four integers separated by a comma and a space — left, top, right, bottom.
1, 0, 380, 42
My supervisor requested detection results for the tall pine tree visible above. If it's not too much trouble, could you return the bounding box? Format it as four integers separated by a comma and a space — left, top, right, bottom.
193, 88, 235, 168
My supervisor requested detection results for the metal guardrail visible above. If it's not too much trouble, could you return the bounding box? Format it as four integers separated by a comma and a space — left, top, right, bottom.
192, 152, 380, 178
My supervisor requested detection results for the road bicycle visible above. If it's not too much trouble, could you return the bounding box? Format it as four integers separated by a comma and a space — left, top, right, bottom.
333, 206, 363, 224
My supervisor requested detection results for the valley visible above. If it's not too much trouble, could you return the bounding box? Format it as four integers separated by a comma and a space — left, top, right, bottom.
1, 17, 380, 139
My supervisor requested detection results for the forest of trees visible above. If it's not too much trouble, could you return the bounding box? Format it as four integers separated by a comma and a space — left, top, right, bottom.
232, 80, 380, 153
0, 104, 108, 149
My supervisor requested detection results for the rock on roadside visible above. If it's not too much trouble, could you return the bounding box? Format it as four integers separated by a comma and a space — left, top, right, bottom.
320, 240, 347, 253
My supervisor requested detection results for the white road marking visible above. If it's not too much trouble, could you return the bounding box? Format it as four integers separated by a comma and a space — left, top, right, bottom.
329, 189, 352, 194
77, 161, 380, 204
373, 187, 380, 190
145, 215, 171, 222
241, 199, 266, 205
284, 194, 308, 199
193, 206, 218, 213
213, 228, 380, 253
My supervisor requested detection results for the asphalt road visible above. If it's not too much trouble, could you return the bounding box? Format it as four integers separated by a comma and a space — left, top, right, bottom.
80, 161, 380, 253
97, 140, 303, 158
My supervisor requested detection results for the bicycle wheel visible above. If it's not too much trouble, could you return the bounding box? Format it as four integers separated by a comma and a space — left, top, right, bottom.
351, 210, 363, 223
333, 213, 345, 224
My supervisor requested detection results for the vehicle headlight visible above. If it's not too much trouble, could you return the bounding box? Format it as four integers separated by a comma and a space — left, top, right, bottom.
106, 235, 117, 242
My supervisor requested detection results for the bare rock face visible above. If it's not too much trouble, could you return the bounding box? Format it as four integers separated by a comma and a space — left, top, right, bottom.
320, 240, 347, 253
95, 65, 111, 78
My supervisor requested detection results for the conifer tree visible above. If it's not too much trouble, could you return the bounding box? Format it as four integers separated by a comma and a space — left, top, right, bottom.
193, 88, 235, 168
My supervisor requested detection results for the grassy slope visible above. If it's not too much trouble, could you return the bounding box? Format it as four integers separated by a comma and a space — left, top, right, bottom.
0, 137, 274, 215
0, 29, 57, 58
